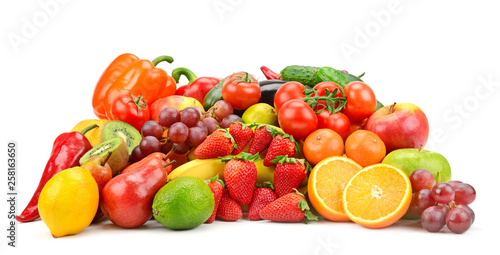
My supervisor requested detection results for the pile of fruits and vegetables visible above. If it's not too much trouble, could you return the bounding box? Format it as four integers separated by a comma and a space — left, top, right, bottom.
16, 53, 477, 237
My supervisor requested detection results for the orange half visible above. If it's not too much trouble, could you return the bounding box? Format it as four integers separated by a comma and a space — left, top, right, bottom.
342, 163, 412, 229
308, 156, 363, 221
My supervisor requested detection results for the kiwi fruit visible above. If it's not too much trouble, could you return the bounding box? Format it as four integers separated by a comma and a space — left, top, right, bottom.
80, 137, 129, 176
100, 120, 141, 155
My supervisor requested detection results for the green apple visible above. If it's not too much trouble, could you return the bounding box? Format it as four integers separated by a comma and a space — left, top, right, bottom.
382, 148, 452, 183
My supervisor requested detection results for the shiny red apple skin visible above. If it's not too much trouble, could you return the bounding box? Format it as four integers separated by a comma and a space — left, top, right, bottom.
365, 103, 429, 153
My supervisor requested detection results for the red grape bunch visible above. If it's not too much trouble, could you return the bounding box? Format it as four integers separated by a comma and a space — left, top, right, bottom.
408, 169, 476, 234
204, 100, 242, 129
131, 106, 210, 163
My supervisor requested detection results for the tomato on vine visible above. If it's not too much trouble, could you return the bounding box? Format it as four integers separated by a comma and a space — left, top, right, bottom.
278, 99, 318, 141
221, 72, 260, 110
273, 81, 306, 113
342, 81, 377, 121
317, 111, 350, 141
313, 81, 344, 110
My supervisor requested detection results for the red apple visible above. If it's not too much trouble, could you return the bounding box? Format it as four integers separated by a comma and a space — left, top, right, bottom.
365, 103, 429, 153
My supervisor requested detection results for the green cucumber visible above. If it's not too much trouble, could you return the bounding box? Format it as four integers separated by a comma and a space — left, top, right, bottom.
280, 65, 321, 86
316, 67, 352, 88
281, 65, 364, 87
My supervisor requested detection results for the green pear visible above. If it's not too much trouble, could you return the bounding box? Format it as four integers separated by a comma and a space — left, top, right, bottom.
382, 148, 452, 183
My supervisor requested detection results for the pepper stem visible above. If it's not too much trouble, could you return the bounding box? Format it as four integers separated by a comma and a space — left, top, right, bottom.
152, 55, 174, 67
80, 124, 99, 135
171, 67, 198, 84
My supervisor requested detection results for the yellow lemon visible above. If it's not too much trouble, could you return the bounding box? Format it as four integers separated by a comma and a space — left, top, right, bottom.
70, 119, 109, 147
38, 167, 99, 238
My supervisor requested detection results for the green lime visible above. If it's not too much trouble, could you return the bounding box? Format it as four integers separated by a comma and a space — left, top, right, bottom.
152, 176, 214, 230
242, 103, 278, 126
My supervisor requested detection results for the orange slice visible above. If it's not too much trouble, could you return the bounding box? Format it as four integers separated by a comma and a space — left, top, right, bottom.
308, 156, 363, 221
342, 163, 412, 228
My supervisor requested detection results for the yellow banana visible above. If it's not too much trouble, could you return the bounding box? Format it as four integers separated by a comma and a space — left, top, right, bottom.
255, 159, 275, 185
167, 158, 226, 182
168, 156, 276, 184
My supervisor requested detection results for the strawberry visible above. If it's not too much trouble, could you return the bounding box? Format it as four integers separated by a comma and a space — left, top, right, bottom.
247, 124, 277, 155
205, 175, 224, 224
229, 122, 254, 155
263, 134, 297, 167
272, 155, 308, 197
216, 189, 242, 221
259, 189, 318, 223
221, 152, 260, 205
194, 129, 235, 159
248, 182, 277, 221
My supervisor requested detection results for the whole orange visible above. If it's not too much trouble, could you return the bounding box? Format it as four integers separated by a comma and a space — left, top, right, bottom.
345, 130, 386, 167
303, 129, 344, 165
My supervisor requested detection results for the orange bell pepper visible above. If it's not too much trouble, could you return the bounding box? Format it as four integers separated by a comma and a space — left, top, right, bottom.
92, 54, 177, 119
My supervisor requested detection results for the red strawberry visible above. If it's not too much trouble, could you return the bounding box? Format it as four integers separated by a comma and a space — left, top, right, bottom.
259, 190, 318, 223
229, 122, 253, 155
194, 129, 235, 159
221, 153, 260, 205
272, 155, 308, 197
263, 134, 297, 167
248, 124, 276, 155
216, 189, 242, 221
205, 175, 224, 224
248, 182, 277, 221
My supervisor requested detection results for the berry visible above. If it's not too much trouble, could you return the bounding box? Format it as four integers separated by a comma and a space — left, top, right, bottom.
453, 183, 476, 205
194, 129, 235, 159
421, 206, 446, 232
248, 124, 275, 155
205, 176, 224, 224
432, 182, 455, 204
221, 153, 259, 205
248, 184, 277, 221
409, 169, 436, 192
272, 155, 307, 197
263, 134, 296, 167
216, 189, 242, 221
259, 190, 318, 223
446, 207, 472, 234
228, 122, 253, 155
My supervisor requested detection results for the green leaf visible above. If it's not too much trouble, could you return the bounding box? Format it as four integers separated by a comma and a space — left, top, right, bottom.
304, 210, 319, 224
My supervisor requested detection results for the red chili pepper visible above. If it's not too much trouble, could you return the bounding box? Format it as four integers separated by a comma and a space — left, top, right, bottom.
16, 125, 96, 223
260, 66, 281, 80
172, 67, 221, 104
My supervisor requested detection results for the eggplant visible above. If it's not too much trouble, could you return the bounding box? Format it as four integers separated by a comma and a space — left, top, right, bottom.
258, 80, 288, 107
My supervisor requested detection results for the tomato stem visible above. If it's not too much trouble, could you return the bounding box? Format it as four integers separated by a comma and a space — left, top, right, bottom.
301, 87, 347, 114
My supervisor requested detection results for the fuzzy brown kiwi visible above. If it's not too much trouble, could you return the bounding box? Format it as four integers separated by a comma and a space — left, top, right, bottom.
79, 137, 129, 176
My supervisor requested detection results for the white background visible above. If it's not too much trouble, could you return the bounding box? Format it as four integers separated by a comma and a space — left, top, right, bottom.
1, 0, 499, 254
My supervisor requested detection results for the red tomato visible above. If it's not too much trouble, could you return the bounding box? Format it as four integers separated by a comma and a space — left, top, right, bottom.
273, 81, 305, 113
278, 99, 318, 141
348, 119, 367, 137
313, 81, 344, 110
110, 93, 150, 131
317, 111, 350, 141
222, 72, 260, 110
342, 81, 377, 121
